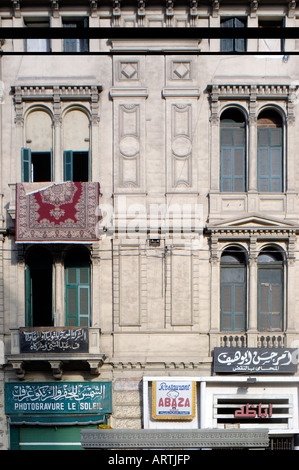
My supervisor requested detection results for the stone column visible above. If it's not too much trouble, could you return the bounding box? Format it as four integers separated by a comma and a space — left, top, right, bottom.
209, 87, 220, 192
53, 87, 62, 182
210, 235, 220, 331
53, 252, 64, 326
247, 237, 258, 346
248, 88, 258, 192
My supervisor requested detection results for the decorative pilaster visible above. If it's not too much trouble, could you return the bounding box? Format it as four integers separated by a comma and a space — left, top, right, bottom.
210, 233, 220, 331
137, 0, 146, 26
51, 0, 59, 18
113, 0, 121, 26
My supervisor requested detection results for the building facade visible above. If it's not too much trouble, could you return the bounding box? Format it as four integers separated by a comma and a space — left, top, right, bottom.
1, 0, 299, 450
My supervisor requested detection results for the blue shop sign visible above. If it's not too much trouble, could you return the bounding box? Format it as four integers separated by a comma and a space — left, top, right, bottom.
5, 382, 112, 415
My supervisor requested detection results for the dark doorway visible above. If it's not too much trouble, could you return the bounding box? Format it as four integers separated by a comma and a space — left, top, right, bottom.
26, 247, 53, 326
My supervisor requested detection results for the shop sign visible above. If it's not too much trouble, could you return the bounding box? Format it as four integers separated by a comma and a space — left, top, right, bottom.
152, 380, 196, 420
5, 382, 112, 414
234, 403, 273, 419
19, 327, 88, 353
214, 347, 298, 373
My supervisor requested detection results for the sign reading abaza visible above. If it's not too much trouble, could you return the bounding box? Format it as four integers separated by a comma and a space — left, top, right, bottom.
152, 381, 196, 420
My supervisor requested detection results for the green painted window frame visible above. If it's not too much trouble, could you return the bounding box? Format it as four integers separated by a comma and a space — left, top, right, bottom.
220, 119, 246, 192
258, 260, 283, 332
220, 251, 247, 331
65, 265, 91, 327
21, 147, 53, 182
220, 17, 247, 52
63, 150, 90, 182
257, 127, 283, 193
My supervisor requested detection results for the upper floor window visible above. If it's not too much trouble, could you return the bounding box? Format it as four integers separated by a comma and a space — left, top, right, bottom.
65, 247, 91, 327
258, 19, 284, 52
22, 109, 53, 182
220, 108, 246, 192
24, 17, 50, 52
63, 18, 89, 52
63, 108, 90, 181
220, 17, 246, 52
257, 109, 283, 192
257, 248, 284, 331
25, 247, 53, 327
220, 248, 247, 331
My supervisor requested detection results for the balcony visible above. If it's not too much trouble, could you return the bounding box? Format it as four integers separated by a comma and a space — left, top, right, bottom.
9, 181, 100, 243
8, 327, 105, 379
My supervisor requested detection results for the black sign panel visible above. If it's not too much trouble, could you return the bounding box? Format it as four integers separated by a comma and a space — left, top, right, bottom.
19, 327, 88, 353
214, 347, 298, 374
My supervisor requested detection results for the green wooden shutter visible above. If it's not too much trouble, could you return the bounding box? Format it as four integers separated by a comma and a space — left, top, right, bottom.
221, 265, 246, 331
63, 23, 78, 52
234, 17, 246, 52
258, 267, 283, 331
258, 127, 282, 192
66, 266, 90, 327
22, 148, 32, 182
221, 17, 234, 52
221, 126, 245, 192
25, 265, 33, 326
221, 17, 246, 52
64, 150, 73, 181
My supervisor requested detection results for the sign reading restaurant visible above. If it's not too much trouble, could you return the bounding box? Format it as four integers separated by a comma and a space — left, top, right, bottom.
5, 382, 112, 414
152, 380, 196, 420
214, 347, 298, 374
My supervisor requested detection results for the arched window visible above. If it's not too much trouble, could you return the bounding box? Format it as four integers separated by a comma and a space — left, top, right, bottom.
63, 108, 90, 182
258, 248, 284, 331
257, 109, 283, 192
220, 247, 246, 331
22, 109, 53, 182
65, 247, 91, 327
220, 108, 246, 192
25, 247, 53, 326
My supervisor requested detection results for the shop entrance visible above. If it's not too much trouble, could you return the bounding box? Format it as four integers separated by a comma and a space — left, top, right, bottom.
10, 425, 99, 450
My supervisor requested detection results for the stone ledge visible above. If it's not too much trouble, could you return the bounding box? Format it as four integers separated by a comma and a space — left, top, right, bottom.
81, 428, 269, 449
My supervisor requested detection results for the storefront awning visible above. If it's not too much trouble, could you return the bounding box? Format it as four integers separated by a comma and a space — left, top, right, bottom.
9, 414, 106, 426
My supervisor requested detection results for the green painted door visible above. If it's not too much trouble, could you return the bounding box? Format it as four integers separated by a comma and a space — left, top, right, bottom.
10, 425, 97, 450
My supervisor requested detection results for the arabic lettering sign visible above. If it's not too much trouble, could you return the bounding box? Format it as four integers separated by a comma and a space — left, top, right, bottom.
234, 403, 273, 419
152, 381, 196, 420
19, 327, 88, 353
5, 382, 112, 414
214, 347, 298, 374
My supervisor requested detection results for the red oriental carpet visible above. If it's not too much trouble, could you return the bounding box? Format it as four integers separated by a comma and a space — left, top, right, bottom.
16, 182, 100, 243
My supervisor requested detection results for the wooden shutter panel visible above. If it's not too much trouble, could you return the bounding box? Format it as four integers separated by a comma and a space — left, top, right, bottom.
221, 17, 234, 52
234, 17, 246, 52
22, 148, 31, 182
66, 266, 90, 327
258, 267, 283, 331
64, 150, 73, 181
258, 127, 282, 192
221, 127, 245, 192
221, 266, 246, 331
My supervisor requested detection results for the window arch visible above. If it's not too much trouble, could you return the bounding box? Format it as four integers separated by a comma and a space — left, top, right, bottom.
257, 108, 283, 192
22, 107, 53, 182
63, 107, 90, 182
220, 246, 247, 331
257, 246, 284, 331
65, 247, 91, 327
220, 107, 246, 192
25, 247, 53, 327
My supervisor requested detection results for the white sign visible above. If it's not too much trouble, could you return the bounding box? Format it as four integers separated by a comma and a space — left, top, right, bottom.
152, 381, 196, 420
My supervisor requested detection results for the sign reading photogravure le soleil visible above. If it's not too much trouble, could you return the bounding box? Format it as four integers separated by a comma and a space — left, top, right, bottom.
152, 381, 196, 420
